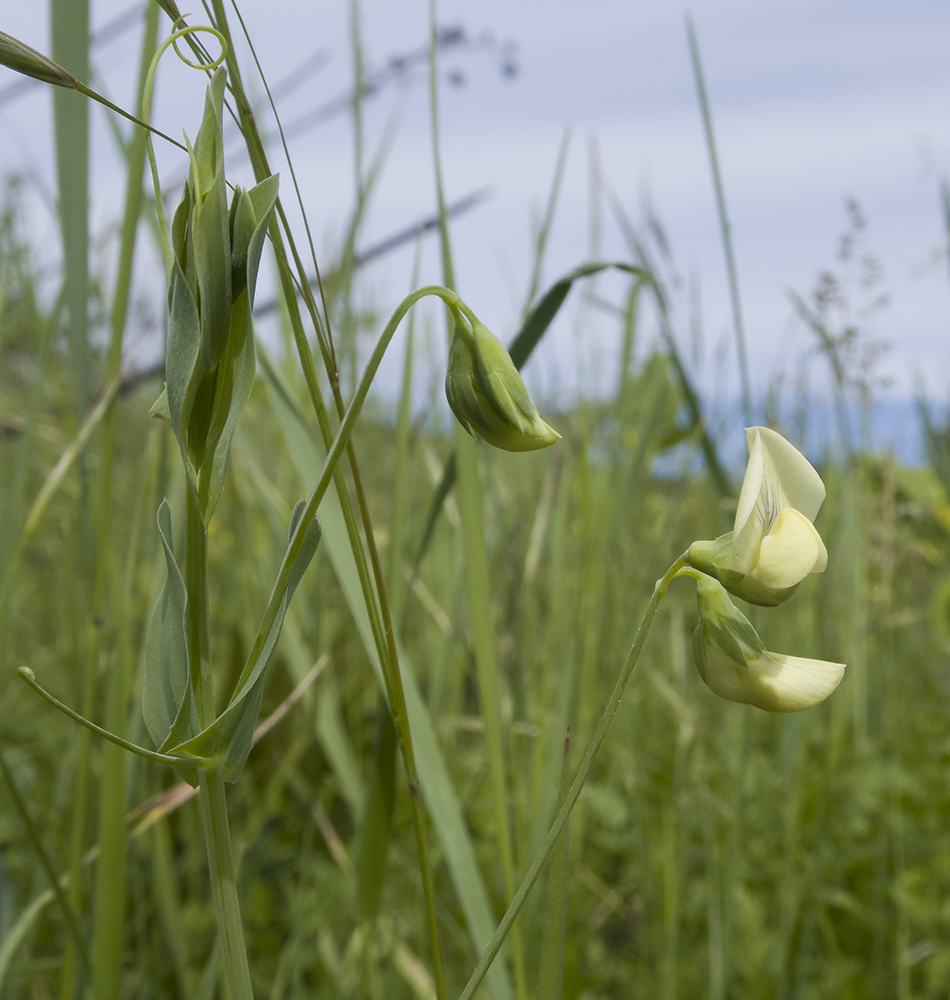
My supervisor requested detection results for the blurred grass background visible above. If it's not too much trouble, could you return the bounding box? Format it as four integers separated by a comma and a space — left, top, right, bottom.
2, 2, 950, 998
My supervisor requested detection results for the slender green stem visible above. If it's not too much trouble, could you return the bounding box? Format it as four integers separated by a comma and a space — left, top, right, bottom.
233, 285, 459, 701
239, 284, 458, 1000
198, 767, 253, 1000
344, 439, 449, 1000
685, 15, 752, 426
458, 553, 690, 1000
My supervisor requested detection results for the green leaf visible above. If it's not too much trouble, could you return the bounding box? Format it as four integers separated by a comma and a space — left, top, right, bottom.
165, 501, 321, 782
192, 66, 226, 196
508, 261, 653, 370
228, 186, 254, 300
165, 258, 201, 450
241, 172, 279, 305
195, 287, 256, 524
149, 386, 171, 424
169, 180, 192, 289
193, 166, 231, 369
142, 500, 193, 750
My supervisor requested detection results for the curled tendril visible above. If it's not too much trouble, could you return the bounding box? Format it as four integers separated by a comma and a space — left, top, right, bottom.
168, 23, 228, 72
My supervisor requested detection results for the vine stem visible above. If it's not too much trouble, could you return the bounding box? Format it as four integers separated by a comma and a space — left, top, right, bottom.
457, 552, 690, 1000
187, 479, 251, 997
198, 767, 253, 1000
183, 9, 453, 986
233, 285, 461, 701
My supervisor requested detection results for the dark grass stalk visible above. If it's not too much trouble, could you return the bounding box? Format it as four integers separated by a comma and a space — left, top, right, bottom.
344, 0, 365, 395
685, 14, 752, 426
535, 730, 571, 1000
51, 0, 90, 436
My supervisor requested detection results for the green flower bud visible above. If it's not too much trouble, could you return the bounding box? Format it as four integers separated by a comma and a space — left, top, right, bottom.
445, 319, 560, 452
154, 67, 278, 525
691, 571, 845, 712
0, 30, 77, 88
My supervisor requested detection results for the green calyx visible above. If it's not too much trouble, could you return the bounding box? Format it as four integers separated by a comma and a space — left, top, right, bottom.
687, 532, 799, 607
691, 570, 766, 667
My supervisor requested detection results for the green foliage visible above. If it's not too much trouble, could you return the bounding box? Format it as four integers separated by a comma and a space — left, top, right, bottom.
160, 67, 279, 526
2, 7, 949, 1000
143, 500, 196, 760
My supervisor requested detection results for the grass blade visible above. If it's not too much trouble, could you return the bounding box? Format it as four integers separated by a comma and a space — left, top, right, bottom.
685, 13, 752, 425
535, 730, 571, 1000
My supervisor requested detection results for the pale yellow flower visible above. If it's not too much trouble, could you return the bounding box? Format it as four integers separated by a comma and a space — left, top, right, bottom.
690, 571, 845, 712
688, 426, 828, 606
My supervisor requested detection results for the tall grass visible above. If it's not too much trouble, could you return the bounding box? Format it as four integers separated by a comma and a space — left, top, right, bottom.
1, 4, 949, 1000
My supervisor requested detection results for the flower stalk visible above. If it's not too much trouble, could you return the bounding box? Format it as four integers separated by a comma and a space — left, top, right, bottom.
458, 552, 690, 1000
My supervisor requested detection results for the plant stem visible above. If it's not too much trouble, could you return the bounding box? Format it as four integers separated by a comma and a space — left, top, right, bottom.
198, 767, 253, 1000
457, 552, 690, 1000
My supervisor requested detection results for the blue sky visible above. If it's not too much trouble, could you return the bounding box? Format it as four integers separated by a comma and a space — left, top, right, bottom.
2, 0, 950, 452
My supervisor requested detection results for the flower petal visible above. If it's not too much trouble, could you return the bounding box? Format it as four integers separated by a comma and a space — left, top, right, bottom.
755, 426, 826, 522
751, 508, 826, 590
697, 631, 845, 713
742, 651, 845, 712
732, 427, 826, 575
732, 428, 766, 573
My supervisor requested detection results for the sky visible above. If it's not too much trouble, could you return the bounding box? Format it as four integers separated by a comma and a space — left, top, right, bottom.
2, 0, 950, 456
